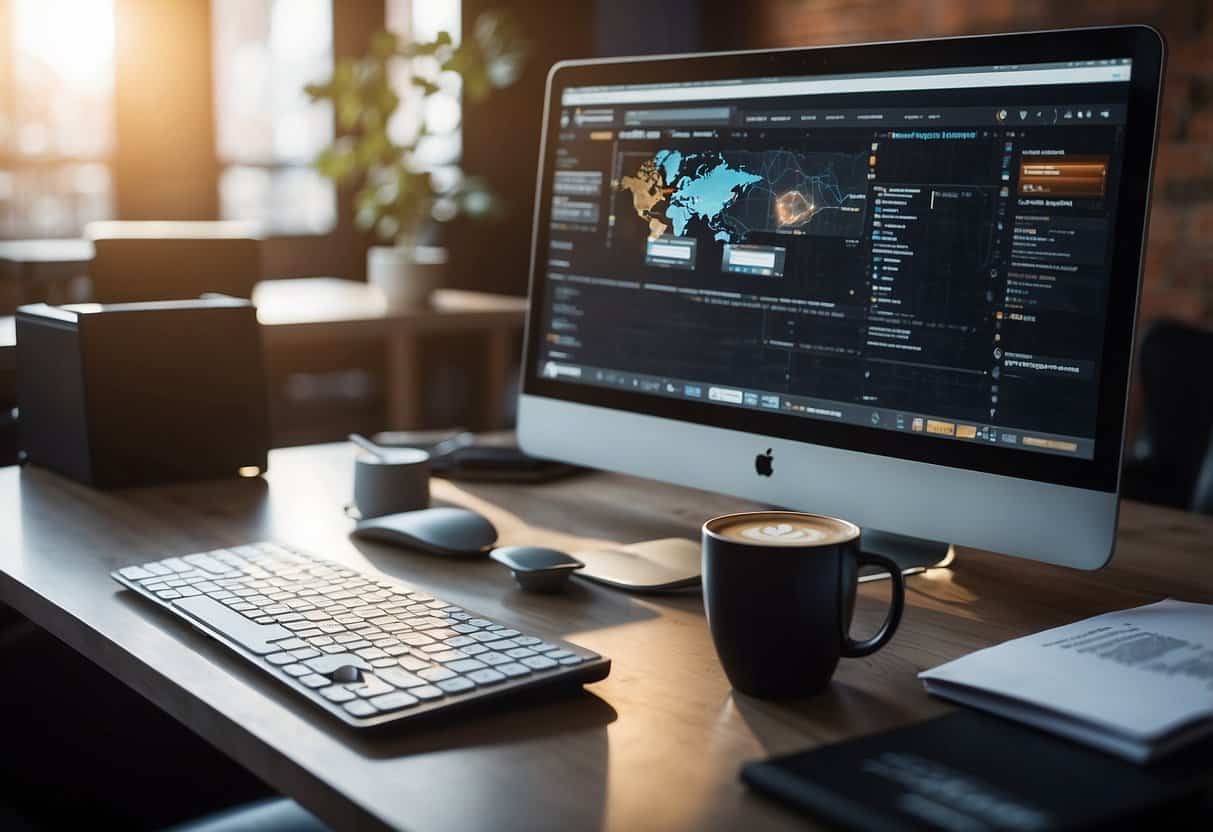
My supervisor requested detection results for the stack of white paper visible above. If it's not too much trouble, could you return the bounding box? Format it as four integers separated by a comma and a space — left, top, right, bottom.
919, 599, 1213, 763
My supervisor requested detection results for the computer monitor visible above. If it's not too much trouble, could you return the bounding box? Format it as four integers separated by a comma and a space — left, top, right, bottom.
517, 26, 1165, 571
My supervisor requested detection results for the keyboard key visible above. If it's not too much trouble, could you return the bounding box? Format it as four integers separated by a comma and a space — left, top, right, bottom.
461, 644, 488, 656
173, 596, 292, 654
355, 647, 389, 660
514, 636, 541, 647
266, 652, 295, 665
431, 650, 469, 663
384, 644, 410, 657
559, 656, 584, 666
495, 629, 521, 639
282, 664, 310, 677
436, 677, 475, 694
446, 659, 487, 674
299, 674, 330, 688
497, 663, 531, 678
376, 667, 426, 688
468, 668, 506, 685
479, 652, 511, 666
397, 656, 431, 672
468, 618, 492, 627
410, 685, 444, 701
344, 700, 377, 718
118, 566, 155, 581
291, 648, 321, 661
183, 553, 231, 574
275, 637, 308, 651
320, 686, 356, 703
505, 647, 537, 659
546, 649, 576, 661
521, 656, 558, 671
156, 590, 182, 600
444, 636, 475, 648
369, 692, 418, 712
351, 675, 394, 698
371, 658, 397, 668
418, 667, 455, 682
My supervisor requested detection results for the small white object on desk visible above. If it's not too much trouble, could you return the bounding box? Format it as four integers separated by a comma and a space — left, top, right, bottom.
920, 599, 1213, 763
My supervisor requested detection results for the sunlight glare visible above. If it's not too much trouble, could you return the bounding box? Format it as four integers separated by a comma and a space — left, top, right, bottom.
13, 0, 116, 93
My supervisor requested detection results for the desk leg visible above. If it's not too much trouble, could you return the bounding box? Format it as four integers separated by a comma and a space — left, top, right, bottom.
484, 329, 513, 430
385, 333, 422, 430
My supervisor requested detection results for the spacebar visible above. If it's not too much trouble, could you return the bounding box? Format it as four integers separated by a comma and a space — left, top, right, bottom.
172, 596, 292, 655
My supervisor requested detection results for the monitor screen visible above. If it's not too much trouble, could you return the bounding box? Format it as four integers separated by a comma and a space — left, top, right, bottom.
529, 54, 1142, 476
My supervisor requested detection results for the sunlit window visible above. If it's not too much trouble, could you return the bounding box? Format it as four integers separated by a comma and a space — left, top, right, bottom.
0, 0, 115, 238
211, 0, 336, 235
387, 0, 462, 170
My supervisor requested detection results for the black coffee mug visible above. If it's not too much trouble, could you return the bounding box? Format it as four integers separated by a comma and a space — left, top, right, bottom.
702, 511, 904, 698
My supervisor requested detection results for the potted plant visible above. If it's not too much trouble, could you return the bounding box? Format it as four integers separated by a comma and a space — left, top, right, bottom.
305, 12, 526, 308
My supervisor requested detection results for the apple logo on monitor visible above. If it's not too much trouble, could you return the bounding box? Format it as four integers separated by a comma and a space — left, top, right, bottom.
755, 448, 773, 477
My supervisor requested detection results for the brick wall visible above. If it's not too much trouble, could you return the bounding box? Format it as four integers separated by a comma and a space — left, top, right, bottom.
752, 0, 1213, 327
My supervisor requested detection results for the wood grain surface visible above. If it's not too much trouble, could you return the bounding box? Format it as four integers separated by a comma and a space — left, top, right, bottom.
0, 443, 1210, 831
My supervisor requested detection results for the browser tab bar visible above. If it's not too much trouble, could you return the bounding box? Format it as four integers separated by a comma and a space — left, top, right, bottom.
564, 63, 1131, 106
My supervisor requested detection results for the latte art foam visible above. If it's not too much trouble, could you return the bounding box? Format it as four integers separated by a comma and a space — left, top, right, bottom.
708, 511, 857, 547
739, 523, 828, 544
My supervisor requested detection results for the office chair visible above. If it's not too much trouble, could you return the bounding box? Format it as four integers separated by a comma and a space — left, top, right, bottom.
1121, 319, 1213, 513
85, 221, 262, 303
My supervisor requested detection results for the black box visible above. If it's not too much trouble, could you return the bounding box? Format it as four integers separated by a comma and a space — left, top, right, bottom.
15, 299, 270, 487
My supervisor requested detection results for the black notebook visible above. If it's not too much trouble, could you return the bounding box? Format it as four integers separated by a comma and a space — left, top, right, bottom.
741, 711, 1210, 831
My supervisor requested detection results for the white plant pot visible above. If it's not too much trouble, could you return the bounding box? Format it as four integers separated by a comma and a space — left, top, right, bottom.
367, 245, 448, 310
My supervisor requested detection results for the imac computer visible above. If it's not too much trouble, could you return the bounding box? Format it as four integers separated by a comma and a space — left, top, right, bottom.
517, 26, 1165, 578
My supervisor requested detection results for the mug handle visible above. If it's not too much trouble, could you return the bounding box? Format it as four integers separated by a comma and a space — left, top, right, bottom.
840, 552, 905, 658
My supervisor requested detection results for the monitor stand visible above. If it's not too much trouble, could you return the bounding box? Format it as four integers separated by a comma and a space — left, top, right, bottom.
858, 529, 955, 582
571, 529, 953, 592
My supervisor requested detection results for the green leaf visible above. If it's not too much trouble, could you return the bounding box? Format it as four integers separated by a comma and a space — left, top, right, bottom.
369, 31, 398, 59
303, 13, 530, 235
411, 76, 440, 96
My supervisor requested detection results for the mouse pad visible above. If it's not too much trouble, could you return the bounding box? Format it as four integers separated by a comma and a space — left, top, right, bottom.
741, 711, 1210, 831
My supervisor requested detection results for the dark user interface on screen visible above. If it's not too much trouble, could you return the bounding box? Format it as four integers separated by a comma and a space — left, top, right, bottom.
535, 60, 1134, 460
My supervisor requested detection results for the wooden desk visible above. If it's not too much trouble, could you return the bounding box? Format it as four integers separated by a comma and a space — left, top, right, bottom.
254, 278, 527, 431
0, 444, 1211, 831
0, 281, 528, 431
0, 238, 94, 308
